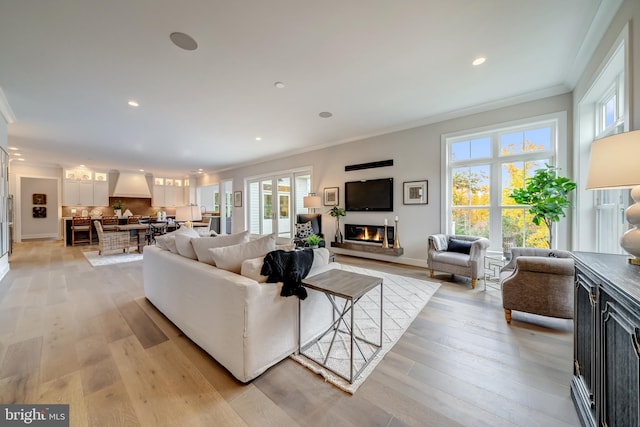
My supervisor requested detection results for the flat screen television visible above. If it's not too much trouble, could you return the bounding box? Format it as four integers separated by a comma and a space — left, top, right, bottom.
344, 178, 393, 211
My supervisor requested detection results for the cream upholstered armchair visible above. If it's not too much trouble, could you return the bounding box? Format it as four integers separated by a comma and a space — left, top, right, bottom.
94, 220, 131, 255
427, 234, 489, 289
500, 247, 574, 324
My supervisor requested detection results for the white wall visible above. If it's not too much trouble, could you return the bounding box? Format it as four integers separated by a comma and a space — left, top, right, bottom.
20, 177, 59, 239
0, 117, 8, 279
10, 163, 62, 242
200, 93, 572, 266
572, 0, 640, 251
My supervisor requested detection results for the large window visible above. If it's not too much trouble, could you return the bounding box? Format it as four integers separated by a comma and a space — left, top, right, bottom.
593, 74, 626, 254
446, 119, 558, 250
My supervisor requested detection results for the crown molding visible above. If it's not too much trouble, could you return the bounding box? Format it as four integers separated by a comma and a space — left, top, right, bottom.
564, 0, 624, 88
0, 87, 16, 124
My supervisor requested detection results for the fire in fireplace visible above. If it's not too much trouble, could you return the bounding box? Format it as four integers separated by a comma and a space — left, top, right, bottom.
345, 224, 394, 244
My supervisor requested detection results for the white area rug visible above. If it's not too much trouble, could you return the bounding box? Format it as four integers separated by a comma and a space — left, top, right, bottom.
291, 264, 440, 394
83, 249, 142, 267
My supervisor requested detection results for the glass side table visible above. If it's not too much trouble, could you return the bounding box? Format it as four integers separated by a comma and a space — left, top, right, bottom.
484, 254, 508, 291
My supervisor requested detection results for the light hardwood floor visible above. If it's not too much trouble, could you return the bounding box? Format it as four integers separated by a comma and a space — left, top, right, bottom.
0, 240, 580, 427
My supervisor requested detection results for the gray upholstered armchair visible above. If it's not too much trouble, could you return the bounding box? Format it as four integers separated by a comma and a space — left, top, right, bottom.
500, 247, 574, 324
427, 234, 490, 289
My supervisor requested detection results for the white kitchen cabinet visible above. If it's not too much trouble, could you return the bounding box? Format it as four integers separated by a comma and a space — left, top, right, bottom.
152, 177, 185, 207
62, 169, 108, 206
63, 179, 94, 206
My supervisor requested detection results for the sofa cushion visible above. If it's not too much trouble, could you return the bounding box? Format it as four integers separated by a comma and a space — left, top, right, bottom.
432, 251, 470, 267
192, 230, 250, 265
295, 221, 314, 239
175, 233, 198, 259
240, 257, 269, 283
209, 234, 276, 274
240, 247, 330, 283
155, 230, 177, 251
447, 238, 472, 254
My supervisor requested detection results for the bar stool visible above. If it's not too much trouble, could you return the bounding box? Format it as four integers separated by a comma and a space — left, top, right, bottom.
127, 215, 142, 224
71, 216, 92, 246
101, 215, 119, 231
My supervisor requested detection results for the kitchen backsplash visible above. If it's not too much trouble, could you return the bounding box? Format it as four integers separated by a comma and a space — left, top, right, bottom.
62, 197, 177, 217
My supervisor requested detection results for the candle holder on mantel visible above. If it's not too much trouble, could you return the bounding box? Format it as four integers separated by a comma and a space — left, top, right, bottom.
393, 218, 401, 249
382, 223, 389, 248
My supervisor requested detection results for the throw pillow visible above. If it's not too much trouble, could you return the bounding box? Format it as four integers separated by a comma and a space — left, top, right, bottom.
209, 234, 276, 274
191, 230, 250, 265
276, 243, 296, 252
295, 221, 314, 239
155, 230, 177, 251
447, 238, 472, 254
175, 233, 198, 259
240, 256, 269, 283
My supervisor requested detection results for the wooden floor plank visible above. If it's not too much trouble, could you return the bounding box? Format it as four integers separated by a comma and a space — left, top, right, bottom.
116, 299, 168, 349
146, 340, 247, 427
84, 381, 140, 427
36, 371, 89, 427
0, 241, 580, 427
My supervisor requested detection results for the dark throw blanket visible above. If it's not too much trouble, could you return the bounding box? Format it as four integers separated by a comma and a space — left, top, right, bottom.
260, 249, 315, 300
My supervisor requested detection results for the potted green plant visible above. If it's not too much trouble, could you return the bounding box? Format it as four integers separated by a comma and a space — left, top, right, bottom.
112, 200, 124, 217
509, 164, 577, 248
328, 206, 346, 243
306, 234, 323, 249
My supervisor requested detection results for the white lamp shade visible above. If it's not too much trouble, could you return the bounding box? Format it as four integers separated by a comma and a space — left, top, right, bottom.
586, 130, 640, 190
175, 205, 202, 222
303, 195, 322, 209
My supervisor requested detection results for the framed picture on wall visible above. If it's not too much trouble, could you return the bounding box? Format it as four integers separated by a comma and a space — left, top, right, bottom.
33, 206, 47, 218
33, 193, 46, 205
403, 180, 428, 205
234, 191, 242, 207
323, 187, 339, 206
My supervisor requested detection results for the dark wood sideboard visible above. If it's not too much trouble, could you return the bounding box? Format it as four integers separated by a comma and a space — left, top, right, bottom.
572, 251, 640, 427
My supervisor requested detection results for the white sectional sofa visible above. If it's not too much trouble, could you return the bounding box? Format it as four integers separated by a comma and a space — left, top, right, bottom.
142, 230, 336, 383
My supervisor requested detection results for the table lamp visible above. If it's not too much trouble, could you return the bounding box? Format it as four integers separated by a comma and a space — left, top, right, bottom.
586, 130, 640, 264
303, 193, 322, 214
176, 205, 202, 228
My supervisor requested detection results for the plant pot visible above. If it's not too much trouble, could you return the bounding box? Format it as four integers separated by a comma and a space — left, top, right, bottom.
114, 209, 122, 217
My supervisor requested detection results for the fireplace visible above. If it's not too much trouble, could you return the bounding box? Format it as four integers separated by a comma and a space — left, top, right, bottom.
345, 224, 394, 244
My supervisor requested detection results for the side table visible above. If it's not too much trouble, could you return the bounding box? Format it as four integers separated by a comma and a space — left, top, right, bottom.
299, 269, 383, 384
484, 254, 508, 291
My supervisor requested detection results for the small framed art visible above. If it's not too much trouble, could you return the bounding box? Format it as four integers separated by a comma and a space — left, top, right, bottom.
403, 180, 428, 205
33, 193, 47, 205
33, 206, 47, 218
323, 187, 339, 206
234, 191, 243, 207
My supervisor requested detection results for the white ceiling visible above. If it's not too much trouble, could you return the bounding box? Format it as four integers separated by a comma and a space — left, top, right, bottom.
0, 0, 611, 177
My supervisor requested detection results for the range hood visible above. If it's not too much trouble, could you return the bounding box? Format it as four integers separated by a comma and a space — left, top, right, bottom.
111, 172, 152, 198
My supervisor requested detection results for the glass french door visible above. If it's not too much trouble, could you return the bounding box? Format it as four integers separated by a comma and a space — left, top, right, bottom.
248, 175, 292, 238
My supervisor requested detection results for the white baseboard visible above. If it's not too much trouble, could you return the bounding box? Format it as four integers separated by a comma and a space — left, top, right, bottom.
22, 233, 59, 240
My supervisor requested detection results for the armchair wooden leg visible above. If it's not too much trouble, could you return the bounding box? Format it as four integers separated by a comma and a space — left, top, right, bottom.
504, 309, 512, 324
471, 278, 476, 289
429, 269, 434, 278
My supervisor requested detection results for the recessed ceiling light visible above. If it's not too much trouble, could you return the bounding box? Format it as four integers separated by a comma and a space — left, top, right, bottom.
128, 100, 139, 107
319, 111, 333, 118
139, 169, 144, 172
274, 82, 285, 89
255, 137, 262, 141
170, 32, 198, 51
472, 57, 486, 66
17, 158, 24, 161
8, 146, 18, 151
12, 153, 21, 156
